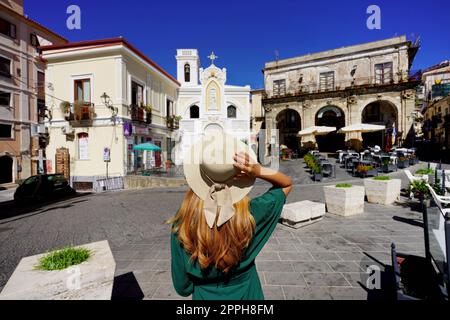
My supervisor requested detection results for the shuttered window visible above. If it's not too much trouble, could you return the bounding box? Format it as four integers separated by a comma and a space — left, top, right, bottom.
375, 62, 393, 84
319, 72, 335, 91
273, 79, 286, 96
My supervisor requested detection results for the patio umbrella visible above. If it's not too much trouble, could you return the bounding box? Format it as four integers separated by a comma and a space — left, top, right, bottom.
298, 126, 336, 136
132, 143, 161, 151
280, 144, 289, 149
337, 123, 385, 134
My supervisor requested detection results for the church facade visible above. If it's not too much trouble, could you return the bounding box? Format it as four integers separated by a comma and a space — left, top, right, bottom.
174, 49, 252, 164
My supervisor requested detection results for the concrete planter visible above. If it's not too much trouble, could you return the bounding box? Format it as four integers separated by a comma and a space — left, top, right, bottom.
364, 178, 401, 205
323, 185, 365, 217
0, 240, 115, 300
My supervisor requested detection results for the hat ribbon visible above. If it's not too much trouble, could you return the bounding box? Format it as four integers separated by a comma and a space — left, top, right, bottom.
201, 170, 236, 229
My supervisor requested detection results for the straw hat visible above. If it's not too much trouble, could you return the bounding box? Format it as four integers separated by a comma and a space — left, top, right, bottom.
183, 132, 257, 228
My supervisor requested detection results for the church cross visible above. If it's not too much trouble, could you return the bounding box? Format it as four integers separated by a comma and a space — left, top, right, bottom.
208, 52, 218, 65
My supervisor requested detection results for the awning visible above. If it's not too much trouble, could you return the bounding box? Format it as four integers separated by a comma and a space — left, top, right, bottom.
298, 126, 336, 136
133, 143, 161, 151
337, 123, 385, 134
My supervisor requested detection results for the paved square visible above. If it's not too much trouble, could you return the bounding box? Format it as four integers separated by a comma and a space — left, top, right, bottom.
0, 160, 428, 300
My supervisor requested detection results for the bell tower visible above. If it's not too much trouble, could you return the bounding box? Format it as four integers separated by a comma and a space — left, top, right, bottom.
176, 49, 200, 86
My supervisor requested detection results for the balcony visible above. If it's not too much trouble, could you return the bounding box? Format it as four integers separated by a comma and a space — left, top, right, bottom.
166, 115, 180, 130
131, 105, 152, 124
66, 102, 95, 126
263, 71, 414, 101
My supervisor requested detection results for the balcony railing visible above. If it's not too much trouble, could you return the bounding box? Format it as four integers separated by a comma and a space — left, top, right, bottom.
166, 116, 180, 130
264, 72, 413, 99
73, 102, 95, 121
131, 104, 152, 124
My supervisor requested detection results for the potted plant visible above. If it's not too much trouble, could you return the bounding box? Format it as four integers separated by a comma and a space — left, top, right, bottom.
382, 159, 397, 173
356, 164, 377, 178
323, 183, 365, 216
409, 154, 418, 165
0, 240, 116, 300
364, 176, 401, 205
397, 156, 410, 169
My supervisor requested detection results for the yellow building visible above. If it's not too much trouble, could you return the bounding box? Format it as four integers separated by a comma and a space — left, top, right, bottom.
423, 95, 450, 147
41, 38, 179, 190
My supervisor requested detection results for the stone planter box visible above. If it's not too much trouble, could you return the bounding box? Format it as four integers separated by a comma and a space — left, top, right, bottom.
323, 185, 365, 217
364, 178, 401, 205
358, 169, 378, 178
381, 164, 397, 173
280, 200, 326, 228
397, 160, 409, 169
0, 240, 116, 300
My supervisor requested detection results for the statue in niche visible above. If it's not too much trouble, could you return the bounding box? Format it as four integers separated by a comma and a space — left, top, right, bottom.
209, 88, 218, 110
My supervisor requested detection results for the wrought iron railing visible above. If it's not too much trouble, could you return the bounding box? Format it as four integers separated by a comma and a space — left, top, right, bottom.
263, 72, 413, 99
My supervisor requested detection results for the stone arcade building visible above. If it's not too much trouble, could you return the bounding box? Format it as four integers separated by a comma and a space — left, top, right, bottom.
257, 36, 420, 157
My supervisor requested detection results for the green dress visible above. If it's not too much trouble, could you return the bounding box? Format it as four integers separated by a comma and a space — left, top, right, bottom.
170, 187, 286, 300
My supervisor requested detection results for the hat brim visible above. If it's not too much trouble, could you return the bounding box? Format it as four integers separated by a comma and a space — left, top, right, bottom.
183, 134, 257, 204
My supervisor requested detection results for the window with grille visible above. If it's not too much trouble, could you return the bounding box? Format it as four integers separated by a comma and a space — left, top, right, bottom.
273, 79, 286, 96
375, 62, 393, 84
319, 72, 335, 91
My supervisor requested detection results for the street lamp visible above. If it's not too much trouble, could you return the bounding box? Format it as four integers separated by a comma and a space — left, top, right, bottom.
101, 92, 118, 119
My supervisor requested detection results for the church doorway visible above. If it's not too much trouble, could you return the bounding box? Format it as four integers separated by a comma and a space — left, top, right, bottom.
315, 106, 345, 152
276, 109, 301, 155
361, 100, 398, 150
0, 155, 13, 184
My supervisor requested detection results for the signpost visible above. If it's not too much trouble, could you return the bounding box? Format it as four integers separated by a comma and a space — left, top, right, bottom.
103, 147, 110, 191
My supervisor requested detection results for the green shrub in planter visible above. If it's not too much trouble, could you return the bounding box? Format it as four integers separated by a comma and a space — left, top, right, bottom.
373, 176, 390, 181
336, 183, 352, 188
35, 247, 91, 271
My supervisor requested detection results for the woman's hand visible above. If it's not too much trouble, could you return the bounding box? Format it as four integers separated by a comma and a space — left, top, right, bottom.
233, 152, 261, 180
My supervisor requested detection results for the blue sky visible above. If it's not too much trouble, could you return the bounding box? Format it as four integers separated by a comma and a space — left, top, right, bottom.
25, 0, 449, 89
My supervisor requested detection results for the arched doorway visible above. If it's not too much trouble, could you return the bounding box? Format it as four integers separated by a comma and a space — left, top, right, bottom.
276, 109, 301, 154
0, 155, 13, 184
315, 106, 345, 152
361, 100, 398, 149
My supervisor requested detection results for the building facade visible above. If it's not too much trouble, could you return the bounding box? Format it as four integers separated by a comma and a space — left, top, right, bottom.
175, 49, 252, 163
0, 0, 66, 184
260, 36, 420, 158
41, 38, 179, 190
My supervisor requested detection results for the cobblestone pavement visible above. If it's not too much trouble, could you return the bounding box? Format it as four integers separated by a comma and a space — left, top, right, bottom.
0, 160, 433, 299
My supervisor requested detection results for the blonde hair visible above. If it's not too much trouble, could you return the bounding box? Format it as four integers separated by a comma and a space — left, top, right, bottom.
168, 189, 255, 273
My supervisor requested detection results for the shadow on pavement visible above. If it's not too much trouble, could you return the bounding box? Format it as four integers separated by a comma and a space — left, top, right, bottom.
393, 215, 423, 228
0, 193, 91, 222
357, 252, 396, 300
111, 272, 144, 300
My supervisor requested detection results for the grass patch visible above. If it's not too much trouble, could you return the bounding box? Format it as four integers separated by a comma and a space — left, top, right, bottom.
415, 168, 434, 175
373, 176, 390, 181
336, 183, 352, 188
36, 247, 91, 271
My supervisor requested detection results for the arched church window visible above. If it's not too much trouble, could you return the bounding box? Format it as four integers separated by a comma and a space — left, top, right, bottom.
190, 105, 199, 119
227, 105, 237, 118
184, 63, 190, 82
